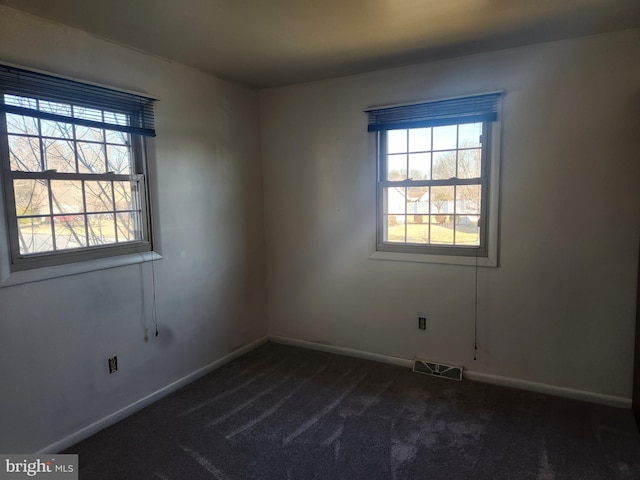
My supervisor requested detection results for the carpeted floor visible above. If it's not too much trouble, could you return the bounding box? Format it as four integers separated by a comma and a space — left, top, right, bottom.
65, 342, 640, 479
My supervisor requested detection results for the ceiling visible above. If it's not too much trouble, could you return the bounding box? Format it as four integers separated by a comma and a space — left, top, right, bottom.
1, 0, 639, 88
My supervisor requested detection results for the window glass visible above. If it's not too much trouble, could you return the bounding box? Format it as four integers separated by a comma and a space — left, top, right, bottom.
379, 121, 489, 255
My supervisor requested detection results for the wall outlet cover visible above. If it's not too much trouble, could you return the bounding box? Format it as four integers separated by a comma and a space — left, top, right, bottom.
108, 356, 118, 374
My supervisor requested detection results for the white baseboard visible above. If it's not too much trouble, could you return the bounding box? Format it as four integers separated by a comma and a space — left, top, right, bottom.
269, 335, 414, 368
38, 336, 268, 454
269, 335, 632, 410
463, 371, 631, 409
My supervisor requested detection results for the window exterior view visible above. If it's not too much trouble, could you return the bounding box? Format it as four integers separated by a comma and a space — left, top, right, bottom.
380, 122, 487, 255
0, 65, 156, 272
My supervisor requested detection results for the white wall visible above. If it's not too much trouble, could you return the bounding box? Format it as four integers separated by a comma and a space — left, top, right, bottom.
0, 6, 267, 453
260, 30, 640, 400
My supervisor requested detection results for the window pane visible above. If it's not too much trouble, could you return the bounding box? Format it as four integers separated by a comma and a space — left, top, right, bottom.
408, 153, 430, 180
18, 217, 53, 255
114, 181, 134, 210
51, 180, 84, 214
430, 186, 454, 216
430, 215, 454, 244
6, 113, 39, 135
406, 215, 429, 244
387, 130, 407, 154
107, 145, 132, 174
105, 129, 129, 145
458, 149, 481, 179
384, 215, 405, 243
85, 181, 114, 212
72, 107, 104, 141
386, 154, 407, 181
432, 151, 457, 180
44, 138, 76, 172
456, 185, 481, 214
116, 212, 142, 241
75, 125, 104, 142
9, 135, 41, 171
455, 215, 480, 246
408, 128, 430, 152
53, 215, 87, 250
432, 125, 457, 150
384, 187, 405, 214
458, 122, 482, 148
78, 142, 106, 173
407, 187, 429, 214
13, 179, 50, 216
41, 120, 74, 139
87, 213, 116, 246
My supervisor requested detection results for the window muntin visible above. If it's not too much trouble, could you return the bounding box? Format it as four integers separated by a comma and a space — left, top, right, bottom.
1, 92, 151, 270
378, 121, 489, 256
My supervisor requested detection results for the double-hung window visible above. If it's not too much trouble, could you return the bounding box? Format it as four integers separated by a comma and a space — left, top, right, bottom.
367, 93, 502, 264
0, 64, 156, 274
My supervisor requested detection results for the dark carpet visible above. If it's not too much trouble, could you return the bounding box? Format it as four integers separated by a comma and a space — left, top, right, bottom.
65, 342, 640, 479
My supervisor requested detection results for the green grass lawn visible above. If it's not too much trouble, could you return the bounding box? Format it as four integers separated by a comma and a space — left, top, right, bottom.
387, 221, 479, 245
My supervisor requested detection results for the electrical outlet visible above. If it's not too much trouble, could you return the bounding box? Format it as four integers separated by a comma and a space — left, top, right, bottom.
418, 316, 427, 330
108, 356, 118, 374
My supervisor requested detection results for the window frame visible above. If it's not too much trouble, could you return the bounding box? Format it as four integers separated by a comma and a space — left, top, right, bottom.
368, 93, 502, 267
376, 121, 491, 257
0, 64, 157, 283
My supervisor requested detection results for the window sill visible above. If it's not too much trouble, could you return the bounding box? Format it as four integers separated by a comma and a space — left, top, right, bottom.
0, 250, 162, 287
369, 250, 497, 267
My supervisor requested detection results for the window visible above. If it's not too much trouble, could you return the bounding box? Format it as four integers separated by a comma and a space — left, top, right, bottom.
0, 64, 156, 273
367, 93, 502, 264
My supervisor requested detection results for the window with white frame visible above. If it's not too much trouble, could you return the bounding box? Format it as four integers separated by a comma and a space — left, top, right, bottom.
367, 93, 501, 260
0, 65, 156, 272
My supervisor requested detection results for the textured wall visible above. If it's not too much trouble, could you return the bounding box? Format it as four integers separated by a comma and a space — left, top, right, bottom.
260, 30, 640, 400
0, 5, 267, 452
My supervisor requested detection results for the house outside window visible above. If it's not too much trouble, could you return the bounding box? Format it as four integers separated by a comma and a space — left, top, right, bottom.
367, 93, 502, 266
0, 64, 156, 276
